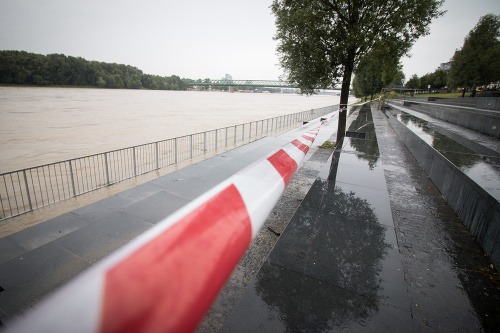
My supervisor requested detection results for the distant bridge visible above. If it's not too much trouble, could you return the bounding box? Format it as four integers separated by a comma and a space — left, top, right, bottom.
188, 80, 299, 88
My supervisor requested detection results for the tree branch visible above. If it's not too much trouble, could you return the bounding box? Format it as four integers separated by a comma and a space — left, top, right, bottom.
320, 0, 348, 24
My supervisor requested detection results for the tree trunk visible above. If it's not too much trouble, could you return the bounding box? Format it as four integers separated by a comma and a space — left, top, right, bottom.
336, 49, 356, 144
470, 86, 476, 97
461, 87, 467, 98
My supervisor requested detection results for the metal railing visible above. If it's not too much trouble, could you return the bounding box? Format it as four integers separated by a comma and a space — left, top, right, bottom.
0, 105, 337, 220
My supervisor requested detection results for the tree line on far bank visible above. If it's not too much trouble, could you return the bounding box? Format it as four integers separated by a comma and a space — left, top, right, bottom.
0, 50, 190, 90
352, 13, 500, 99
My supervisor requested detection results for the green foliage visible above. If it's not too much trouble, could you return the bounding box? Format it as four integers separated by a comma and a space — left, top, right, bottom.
381, 91, 401, 100
416, 92, 463, 98
0, 50, 189, 90
352, 51, 384, 98
271, 0, 444, 142
406, 69, 448, 90
319, 141, 336, 149
448, 14, 500, 89
271, 0, 444, 94
425, 70, 446, 89
353, 43, 405, 99
405, 74, 420, 89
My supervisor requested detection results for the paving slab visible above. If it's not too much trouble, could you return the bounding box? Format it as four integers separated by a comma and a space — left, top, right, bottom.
373, 106, 500, 331
0, 243, 89, 320
5, 212, 93, 252
118, 191, 191, 224
53, 211, 154, 265
221, 105, 413, 331
0, 114, 335, 324
219, 104, 500, 332
0, 237, 26, 265
198, 113, 341, 332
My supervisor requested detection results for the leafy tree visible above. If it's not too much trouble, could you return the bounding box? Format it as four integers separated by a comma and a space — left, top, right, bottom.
353, 51, 404, 100
352, 49, 384, 100
382, 65, 405, 88
431, 69, 447, 89
405, 69, 447, 92
0, 50, 191, 91
271, 0, 444, 142
405, 74, 420, 89
448, 14, 500, 97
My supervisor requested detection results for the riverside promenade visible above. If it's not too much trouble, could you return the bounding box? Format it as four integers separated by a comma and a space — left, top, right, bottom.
1, 102, 500, 332
206, 103, 500, 332
0, 110, 339, 327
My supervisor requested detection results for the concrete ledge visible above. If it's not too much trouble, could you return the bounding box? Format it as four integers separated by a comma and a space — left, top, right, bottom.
477, 97, 500, 111
392, 99, 500, 138
386, 112, 500, 269
401, 97, 500, 111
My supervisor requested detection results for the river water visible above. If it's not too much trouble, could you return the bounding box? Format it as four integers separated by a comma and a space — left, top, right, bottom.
0, 87, 339, 173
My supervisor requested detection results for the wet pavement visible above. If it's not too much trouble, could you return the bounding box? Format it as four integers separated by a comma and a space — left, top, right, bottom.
388, 105, 500, 201
219, 104, 500, 332
199, 118, 340, 332
0, 113, 337, 326
2, 102, 500, 332
385, 103, 500, 269
395, 98, 500, 138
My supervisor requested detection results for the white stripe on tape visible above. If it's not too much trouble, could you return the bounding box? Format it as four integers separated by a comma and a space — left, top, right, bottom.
232, 159, 285, 237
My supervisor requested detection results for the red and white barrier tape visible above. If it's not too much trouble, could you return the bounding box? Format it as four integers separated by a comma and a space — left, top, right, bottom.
7, 114, 335, 333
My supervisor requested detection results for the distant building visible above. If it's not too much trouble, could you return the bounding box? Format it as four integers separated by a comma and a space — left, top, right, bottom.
222, 74, 233, 81
439, 62, 452, 71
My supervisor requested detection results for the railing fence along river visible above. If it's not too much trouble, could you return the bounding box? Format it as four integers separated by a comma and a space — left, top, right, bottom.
0, 105, 337, 220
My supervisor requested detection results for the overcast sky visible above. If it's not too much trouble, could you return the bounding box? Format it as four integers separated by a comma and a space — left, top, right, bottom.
0, 0, 499, 82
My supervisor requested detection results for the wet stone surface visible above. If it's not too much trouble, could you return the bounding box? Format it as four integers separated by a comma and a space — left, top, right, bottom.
221, 105, 412, 332
388, 109, 500, 201
198, 143, 337, 333
219, 105, 500, 332
197, 112, 342, 333
373, 107, 500, 332
0, 120, 331, 325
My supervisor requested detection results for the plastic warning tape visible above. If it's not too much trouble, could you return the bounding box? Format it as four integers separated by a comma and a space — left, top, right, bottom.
7, 115, 333, 333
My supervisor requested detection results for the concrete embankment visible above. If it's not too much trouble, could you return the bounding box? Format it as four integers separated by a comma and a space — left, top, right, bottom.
386, 101, 500, 269
395, 97, 500, 137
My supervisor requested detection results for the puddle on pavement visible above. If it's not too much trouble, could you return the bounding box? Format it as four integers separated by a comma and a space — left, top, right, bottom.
391, 110, 500, 201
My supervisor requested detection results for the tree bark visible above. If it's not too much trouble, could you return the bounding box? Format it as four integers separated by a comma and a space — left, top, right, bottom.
336, 49, 356, 144
461, 87, 467, 98
470, 86, 476, 97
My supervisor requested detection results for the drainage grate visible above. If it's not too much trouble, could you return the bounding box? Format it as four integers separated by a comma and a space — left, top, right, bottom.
345, 131, 367, 139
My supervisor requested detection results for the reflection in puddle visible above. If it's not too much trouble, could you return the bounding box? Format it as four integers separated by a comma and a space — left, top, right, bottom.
254, 182, 389, 331
343, 106, 380, 170
251, 105, 392, 330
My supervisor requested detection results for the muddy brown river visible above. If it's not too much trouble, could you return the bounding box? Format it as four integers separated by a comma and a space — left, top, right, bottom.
0, 87, 339, 173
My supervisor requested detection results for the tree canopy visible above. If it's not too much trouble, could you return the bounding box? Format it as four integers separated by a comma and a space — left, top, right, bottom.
352, 43, 404, 99
0, 50, 189, 90
271, 0, 444, 142
405, 68, 447, 91
448, 14, 500, 95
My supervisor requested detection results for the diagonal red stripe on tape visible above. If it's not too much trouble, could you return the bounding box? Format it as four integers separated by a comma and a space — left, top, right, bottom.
100, 184, 251, 333
301, 134, 314, 142
291, 139, 309, 154
267, 149, 298, 186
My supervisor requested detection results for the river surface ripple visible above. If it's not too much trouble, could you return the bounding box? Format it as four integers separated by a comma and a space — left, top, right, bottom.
0, 87, 340, 173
